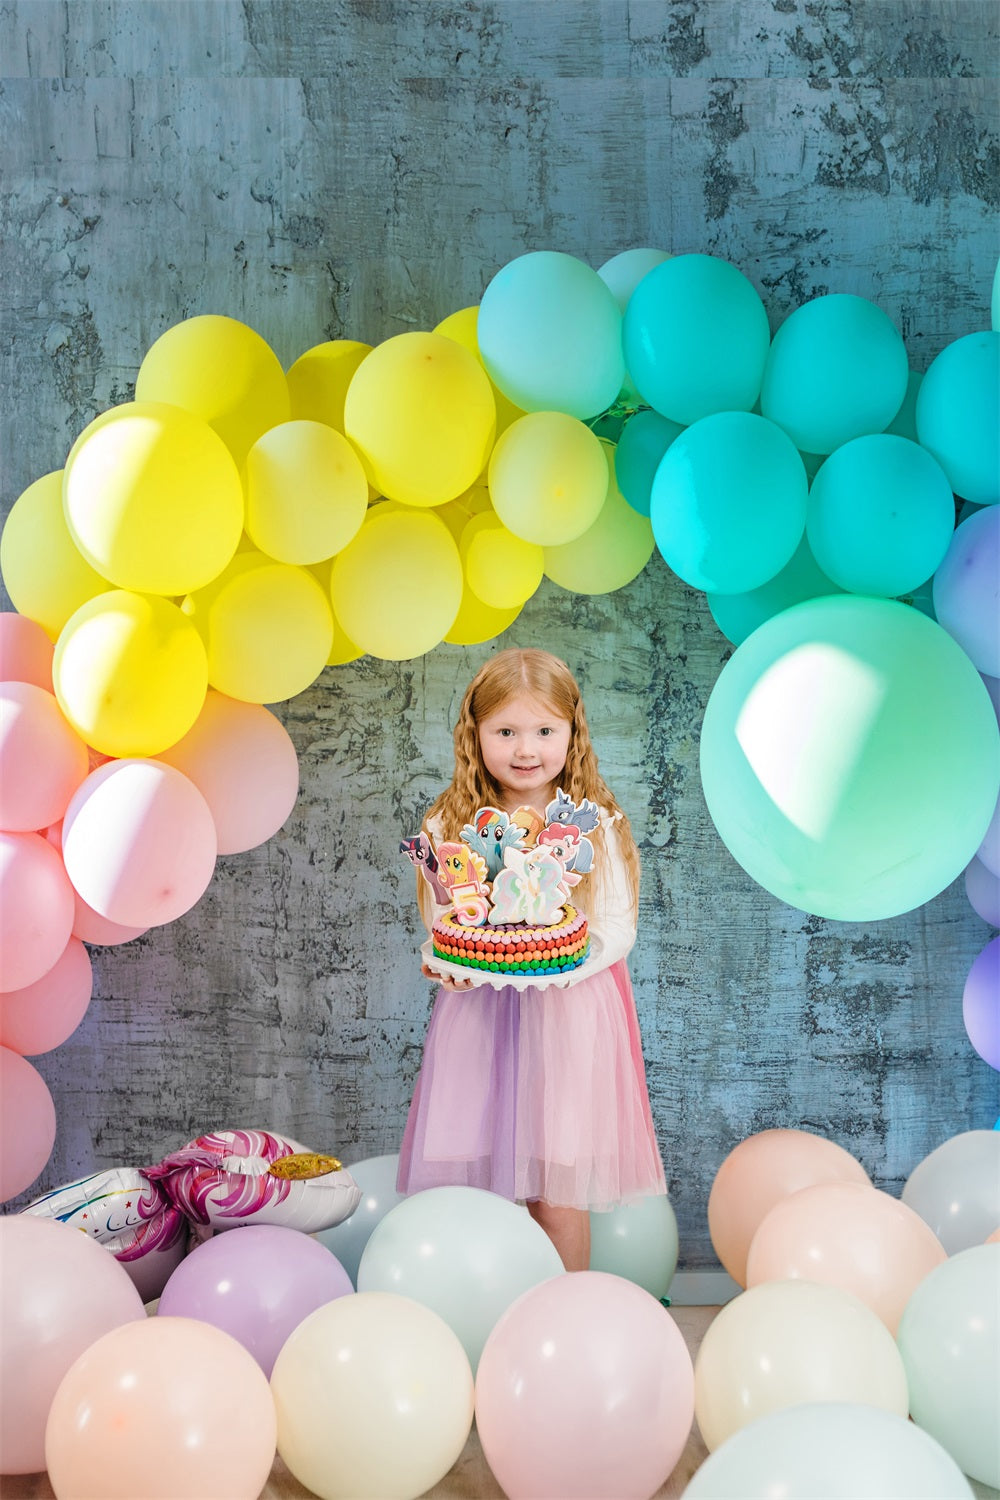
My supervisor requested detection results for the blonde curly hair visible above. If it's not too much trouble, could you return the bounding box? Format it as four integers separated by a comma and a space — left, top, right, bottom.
421, 647, 640, 921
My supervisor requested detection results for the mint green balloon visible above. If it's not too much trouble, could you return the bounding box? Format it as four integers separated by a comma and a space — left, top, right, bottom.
622, 254, 771, 425
806, 435, 955, 597
589, 1195, 678, 1302
915, 330, 1000, 505
478, 251, 625, 421
616, 409, 685, 516
707, 535, 843, 646
700, 596, 1000, 921
760, 294, 909, 455
650, 411, 807, 593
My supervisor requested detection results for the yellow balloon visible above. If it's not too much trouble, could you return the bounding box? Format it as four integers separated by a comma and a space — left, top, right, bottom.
63, 402, 244, 596
183, 551, 333, 703
544, 442, 655, 594
286, 339, 371, 431
445, 584, 522, 646
460, 512, 544, 609
244, 420, 368, 565
309, 559, 366, 665
1, 470, 107, 638
53, 590, 208, 757
488, 411, 610, 546
331, 507, 462, 660
344, 332, 496, 507
135, 314, 290, 464
434, 306, 524, 437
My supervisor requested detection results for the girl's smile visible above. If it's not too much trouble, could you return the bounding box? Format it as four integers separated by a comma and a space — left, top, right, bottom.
477, 693, 572, 813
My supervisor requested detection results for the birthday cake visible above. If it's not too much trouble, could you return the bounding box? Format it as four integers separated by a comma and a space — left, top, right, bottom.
402, 789, 595, 978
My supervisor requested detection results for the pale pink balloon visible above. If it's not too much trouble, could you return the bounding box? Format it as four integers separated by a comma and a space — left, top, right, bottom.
0, 612, 54, 690
0, 1215, 144, 1474
0, 937, 92, 1055
746, 1180, 947, 1334
0, 1046, 57, 1202
156, 689, 299, 854
45, 1317, 277, 1500
986, 1226, 1000, 1245
0, 831, 75, 991
476, 1271, 695, 1500
708, 1128, 871, 1286
0, 681, 89, 832
44, 822, 148, 946
62, 759, 217, 928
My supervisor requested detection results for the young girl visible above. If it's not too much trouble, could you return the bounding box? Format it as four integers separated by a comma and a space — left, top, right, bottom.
397, 647, 666, 1271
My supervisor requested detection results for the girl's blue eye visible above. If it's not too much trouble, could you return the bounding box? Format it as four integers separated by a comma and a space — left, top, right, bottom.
539, 727, 551, 737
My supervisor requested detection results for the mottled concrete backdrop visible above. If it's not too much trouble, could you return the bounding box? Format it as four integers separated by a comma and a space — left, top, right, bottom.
2, 1, 998, 1265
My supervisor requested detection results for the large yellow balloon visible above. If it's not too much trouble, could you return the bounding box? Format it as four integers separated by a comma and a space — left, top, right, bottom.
53, 591, 208, 757
286, 339, 371, 431
460, 512, 544, 609
135, 314, 290, 465
488, 411, 610, 546
331, 507, 462, 659
1, 470, 107, 638
63, 402, 244, 596
344, 332, 496, 507
183, 551, 333, 703
244, 420, 368, 565
434, 306, 524, 438
544, 442, 655, 594
445, 585, 522, 646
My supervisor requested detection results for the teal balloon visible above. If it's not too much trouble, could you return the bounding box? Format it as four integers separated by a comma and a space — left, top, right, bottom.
884, 369, 922, 443
615, 409, 685, 516
699, 595, 1000, 921
707, 535, 843, 646
915, 330, 1000, 505
760, 293, 909, 455
650, 411, 807, 594
806, 435, 955, 598
478, 251, 625, 421
991, 256, 999, 331
588, 1195, 678, 1302
622, 254, 771, 425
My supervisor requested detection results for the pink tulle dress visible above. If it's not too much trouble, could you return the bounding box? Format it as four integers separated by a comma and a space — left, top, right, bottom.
397, 812, 666, 1211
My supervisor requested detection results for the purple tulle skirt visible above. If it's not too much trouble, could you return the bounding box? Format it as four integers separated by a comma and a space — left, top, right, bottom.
397, 960, 666, 1211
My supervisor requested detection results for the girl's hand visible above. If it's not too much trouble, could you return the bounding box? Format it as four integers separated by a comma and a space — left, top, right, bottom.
421, 962, 475, 992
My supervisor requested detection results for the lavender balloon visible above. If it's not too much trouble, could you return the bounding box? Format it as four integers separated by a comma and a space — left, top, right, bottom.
933, 507, 1000, 678
963, 936, 999, 1071
158, 1223, 352, 1376
965, 856, 1000, 928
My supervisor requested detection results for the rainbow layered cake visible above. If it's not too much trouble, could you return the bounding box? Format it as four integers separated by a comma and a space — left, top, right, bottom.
401, 788, 597, 978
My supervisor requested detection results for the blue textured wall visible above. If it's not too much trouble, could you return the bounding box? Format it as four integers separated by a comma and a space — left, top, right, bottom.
2, 1, 997, 1265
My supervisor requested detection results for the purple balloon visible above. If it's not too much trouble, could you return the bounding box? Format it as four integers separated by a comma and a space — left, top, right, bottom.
157, 1224, 353, 1375
963, 937, 1000, 1072
932, 507, 1000, 678
966, 856, 1000, 929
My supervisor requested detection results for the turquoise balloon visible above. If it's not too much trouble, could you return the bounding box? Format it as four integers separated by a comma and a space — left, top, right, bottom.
700, 595, 1000, 921
707, 534, 843, 646
884, 369, 922, 442
478, 251, 625, 421
615, 409, 685, 516
915, 330, 1000, 505
622, 254, 771, 425
650, 411, 807, 593
806, 435, 955, 597
760, 293, 909, 455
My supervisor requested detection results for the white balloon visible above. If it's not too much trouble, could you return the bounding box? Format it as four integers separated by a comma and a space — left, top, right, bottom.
901, 1130, 1000, 1253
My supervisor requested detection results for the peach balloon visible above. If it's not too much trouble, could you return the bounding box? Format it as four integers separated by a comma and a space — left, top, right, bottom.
0, 937, 92, 1055
62, 759, 217, 929
0, 681, 89, 832
0, 1216, 145, 1474
0, 612, 54, 689
708, 1128, 870, 1286
693, 1279, 909, 1453
156, 690, 299, 854
0, 831, 75, 991
45, 1316, 277, 1500
745, 1181, 947, 1333
0, 1046, 57, 1202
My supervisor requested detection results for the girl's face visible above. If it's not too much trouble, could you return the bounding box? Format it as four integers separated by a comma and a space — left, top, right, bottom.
477, 692, 572, 813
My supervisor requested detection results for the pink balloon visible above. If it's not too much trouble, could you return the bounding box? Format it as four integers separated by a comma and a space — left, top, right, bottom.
0, 831, 75, 991
0, 1216, 145, 1474
0, 1046, 57, 1202
44, 822, 149, 945
963, 936, 999, 1070
746, 1180, 947, 1334
0, 612, 54, 690
0, 681, 89, 832
158, 1224, 353, 1376
44, 1317, 277, 1500
476, 1271, 694, 1500
157, 689, 299, 855
708, 1129, 871, 1287
62, 759, 217, 928
0, 936, 92, 1054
